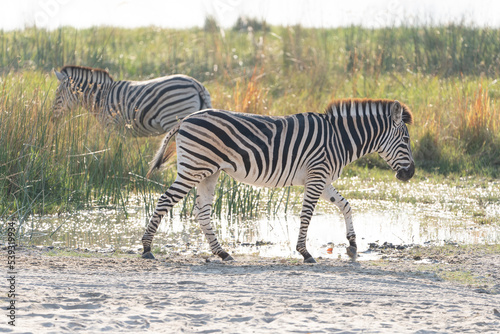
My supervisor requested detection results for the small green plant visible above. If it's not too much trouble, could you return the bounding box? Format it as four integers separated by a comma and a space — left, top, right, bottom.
436, 268, 487, 287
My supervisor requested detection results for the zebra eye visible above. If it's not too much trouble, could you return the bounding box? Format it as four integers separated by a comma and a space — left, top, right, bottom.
403, 136, 410, 144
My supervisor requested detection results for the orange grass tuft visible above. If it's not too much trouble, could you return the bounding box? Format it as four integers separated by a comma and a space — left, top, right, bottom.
233, 66, 270, 114
457, 83, 498, 152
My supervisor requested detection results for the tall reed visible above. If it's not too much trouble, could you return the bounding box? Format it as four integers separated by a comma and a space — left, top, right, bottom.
0, 71, 168, 219
1, 22, 500, 222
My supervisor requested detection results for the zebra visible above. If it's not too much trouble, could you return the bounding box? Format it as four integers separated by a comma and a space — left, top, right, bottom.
142, 98, 414, 263
53, 65, 212, 137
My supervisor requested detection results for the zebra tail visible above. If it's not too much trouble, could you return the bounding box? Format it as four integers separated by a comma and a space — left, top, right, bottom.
201, 86, 213, 109
146, 122, 181, 178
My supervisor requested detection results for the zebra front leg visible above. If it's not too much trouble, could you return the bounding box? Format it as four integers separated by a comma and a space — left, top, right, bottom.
194, 172, 233, 261
320, 184, 357, 261
142, 177, 196, 259
296, 175, 327, 263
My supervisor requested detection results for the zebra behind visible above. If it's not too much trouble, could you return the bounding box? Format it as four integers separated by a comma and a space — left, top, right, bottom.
143, 99, 415, 263
53, 65, 212, 137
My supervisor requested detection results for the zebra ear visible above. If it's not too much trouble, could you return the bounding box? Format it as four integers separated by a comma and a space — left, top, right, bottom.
55, 70, 68, 82
390, 100, 402, 124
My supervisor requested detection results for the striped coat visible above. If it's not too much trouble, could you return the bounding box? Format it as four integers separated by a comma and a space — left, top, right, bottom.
142, 99, 415, 263
53, 65, 212, 136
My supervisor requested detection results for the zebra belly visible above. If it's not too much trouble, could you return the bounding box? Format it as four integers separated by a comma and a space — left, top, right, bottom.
223, 166, 308, 188
176, 138, 309, 188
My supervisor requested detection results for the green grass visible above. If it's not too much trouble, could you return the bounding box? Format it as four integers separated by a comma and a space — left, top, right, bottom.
1, 23, 500, 226
410, 244, 500, 287
366, 244, 499, 288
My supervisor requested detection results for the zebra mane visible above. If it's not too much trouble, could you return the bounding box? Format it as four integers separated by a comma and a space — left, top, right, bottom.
325, 98, 413, 125
60, 65, 114, 82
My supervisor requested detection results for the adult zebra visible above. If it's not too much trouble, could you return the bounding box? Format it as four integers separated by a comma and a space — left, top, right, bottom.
143, 98, 415, 263
53, 65, 212, 136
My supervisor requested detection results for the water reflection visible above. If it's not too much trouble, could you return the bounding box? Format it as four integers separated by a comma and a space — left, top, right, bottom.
17, 195, 499, 261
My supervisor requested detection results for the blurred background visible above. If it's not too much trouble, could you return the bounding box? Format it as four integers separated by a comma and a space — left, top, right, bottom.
4, 0, 500, 30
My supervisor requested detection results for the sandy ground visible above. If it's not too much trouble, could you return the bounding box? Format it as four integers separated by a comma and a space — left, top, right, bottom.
3, 247, 500, 333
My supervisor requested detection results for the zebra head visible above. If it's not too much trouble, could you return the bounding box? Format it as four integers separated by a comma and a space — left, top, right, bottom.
53, 70, 73, 116
378, 100, 415, 182
52, 66, 113, 118
53, 69, 79, 117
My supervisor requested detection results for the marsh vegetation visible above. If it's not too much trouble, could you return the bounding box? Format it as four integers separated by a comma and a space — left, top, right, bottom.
1, 22, 499, 244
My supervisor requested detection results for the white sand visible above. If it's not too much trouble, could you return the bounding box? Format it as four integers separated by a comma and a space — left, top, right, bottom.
6, 249, 500, 333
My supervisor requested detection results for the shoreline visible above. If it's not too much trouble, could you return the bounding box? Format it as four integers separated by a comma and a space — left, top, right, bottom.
4, 245, 499, 333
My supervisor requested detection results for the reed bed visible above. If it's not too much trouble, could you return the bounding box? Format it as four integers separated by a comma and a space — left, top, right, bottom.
1, 22, 499, 225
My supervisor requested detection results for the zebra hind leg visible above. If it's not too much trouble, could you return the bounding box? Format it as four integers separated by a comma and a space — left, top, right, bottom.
320, 184, 357, 261
142, 177, 197, 259
296, 175, 327, 264
346, 235, 357, 261
194, 172, 233, 261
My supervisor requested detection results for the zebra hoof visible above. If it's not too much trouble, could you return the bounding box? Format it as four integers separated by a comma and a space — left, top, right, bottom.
223, 254, 234, 261
304, 257, 317, 264
217, 250, 234, 261
346, 246, 357, 261
142, 251, 155, 260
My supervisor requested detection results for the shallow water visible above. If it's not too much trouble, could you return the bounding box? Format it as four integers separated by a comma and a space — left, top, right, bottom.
16, 179, 500, 261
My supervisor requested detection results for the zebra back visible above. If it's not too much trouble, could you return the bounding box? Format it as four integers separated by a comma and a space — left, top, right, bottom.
59, 65, 114, 87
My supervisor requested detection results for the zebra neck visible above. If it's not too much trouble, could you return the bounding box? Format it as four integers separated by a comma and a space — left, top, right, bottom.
79, 82, 111, 114
327, 112, 388, 166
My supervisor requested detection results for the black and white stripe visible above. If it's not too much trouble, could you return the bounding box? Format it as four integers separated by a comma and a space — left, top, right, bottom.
53, 65, 212, 137
142, 98, 415, 262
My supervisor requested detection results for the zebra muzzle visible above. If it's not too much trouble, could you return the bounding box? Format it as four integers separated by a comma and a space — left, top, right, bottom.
396, 161, 415, 181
